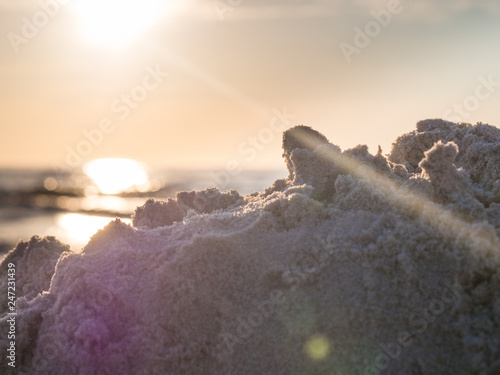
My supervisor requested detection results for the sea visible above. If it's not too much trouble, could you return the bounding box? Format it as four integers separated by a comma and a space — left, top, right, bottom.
0, 161, 284, 258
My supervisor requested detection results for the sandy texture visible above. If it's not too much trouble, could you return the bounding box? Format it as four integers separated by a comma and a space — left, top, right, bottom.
1, 120, 499, 374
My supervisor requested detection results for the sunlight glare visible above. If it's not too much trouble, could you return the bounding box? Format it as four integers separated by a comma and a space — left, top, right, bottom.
84, 158, 150, 195
69, 0, 170, 49
56, 213, 132, 250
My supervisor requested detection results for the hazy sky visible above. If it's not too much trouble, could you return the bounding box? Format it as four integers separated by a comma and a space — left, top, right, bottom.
1, 0, 499, 171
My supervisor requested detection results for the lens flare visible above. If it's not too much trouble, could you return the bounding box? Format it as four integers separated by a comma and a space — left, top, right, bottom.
304, 334, 330, 361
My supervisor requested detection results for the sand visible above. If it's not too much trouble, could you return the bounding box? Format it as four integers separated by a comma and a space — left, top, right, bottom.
1, 119, 499, 374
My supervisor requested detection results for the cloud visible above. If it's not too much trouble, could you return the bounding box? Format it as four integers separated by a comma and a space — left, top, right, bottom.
3, 0, 498, 23
400, 0, 500, 22
199, 0, 500, 22
221, 3, 343, 21
193, 0, 345, 21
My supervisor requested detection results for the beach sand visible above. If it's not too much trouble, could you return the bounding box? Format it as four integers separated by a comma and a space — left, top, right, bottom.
1, 119, 499, 374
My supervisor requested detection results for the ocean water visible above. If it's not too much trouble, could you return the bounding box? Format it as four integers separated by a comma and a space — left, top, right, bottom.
0, 163, 284, 256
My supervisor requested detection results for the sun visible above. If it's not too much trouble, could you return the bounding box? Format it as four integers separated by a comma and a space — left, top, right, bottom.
69, 0, 170, 49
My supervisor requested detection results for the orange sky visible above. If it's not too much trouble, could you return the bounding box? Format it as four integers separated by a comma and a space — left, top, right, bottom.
1, 0, 499, 171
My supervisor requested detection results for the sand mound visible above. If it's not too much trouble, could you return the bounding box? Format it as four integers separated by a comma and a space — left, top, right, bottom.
1, 120, 499, 374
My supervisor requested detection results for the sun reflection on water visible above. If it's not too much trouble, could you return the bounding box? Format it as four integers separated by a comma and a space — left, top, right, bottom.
50, 158, 149, 250
84, 158, 150, 195
56, 213, 132, 251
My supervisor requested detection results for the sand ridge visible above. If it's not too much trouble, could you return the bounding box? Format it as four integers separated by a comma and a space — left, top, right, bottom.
1, 119, 499, 374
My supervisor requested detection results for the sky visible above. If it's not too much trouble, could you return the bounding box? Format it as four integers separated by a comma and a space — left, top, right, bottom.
0, 0, 499, 172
